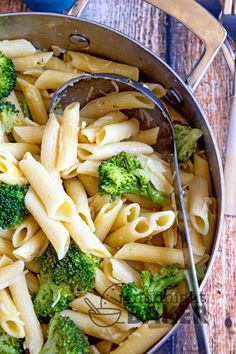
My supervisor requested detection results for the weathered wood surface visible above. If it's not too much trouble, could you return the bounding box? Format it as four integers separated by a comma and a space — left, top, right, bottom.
0, 0, 235, 353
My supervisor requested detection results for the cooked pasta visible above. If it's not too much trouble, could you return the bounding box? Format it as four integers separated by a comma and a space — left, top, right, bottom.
0, 37, 216, 354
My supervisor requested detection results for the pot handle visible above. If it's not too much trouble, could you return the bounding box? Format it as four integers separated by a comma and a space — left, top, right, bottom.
145, 0, 226, 92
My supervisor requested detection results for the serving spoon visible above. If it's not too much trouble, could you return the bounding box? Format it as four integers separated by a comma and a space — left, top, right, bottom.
51, 73, 211, 354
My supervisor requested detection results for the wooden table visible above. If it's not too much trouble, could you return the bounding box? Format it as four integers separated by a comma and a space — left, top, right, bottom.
0, 1, 235, 353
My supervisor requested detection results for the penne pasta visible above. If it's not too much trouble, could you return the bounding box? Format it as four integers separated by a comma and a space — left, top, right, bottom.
0, 142, 40, 160
95, 269, 122, 306
114, 243, 185, 267
65, 51, 139, 80
0, 39, 36, 58
78, 142, 153, 161
13, 229, 49, 262
10, 274, 44, 354
34, 69, 84, 90
0, 260, 24, 291
105, 216, 153, 247
64, 213, 111, 258
78, 175, 98, 197
130, 127, 159, 145
0, 228, 13, 240
57, 102, 80, 171
13, 51, 53, 71
45, 56, 75, 72
25, 271, 40, 294
94, 199, 123, 241
12, 214, 39, 248
0, 238, 14, 259
96, 118, 139, 145
102, 258, 141, 284
142, 82, 167, 98
24, 188, 70, 260
20, 153, 76, 222
148, 210, 176, 236
112, 203, 140, 230
64, 177, 95, 232
77, 160, 101, 178
81, 91, 154, 119
17, 78, 48, 124
0, 288, 25, 338
0, 151, 27, 185
12, 125, 44, 144
193, 153, 212, 195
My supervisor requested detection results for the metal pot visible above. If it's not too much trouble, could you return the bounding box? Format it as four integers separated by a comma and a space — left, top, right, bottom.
0, 0, 226, 351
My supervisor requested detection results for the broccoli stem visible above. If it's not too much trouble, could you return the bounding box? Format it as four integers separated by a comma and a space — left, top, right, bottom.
126, 183, 169, 206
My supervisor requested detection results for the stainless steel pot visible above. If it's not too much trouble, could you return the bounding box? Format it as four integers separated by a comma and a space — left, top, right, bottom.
0, 0, 226, 351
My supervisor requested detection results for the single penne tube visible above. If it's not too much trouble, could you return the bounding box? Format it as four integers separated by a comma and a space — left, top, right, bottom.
78, 175, 98, 197
81, 111, 128, 143
25, 272, 40, 294
81, 91, 154, 118
94, 199, 123, 241
12, 51, 53, 71
162, 226, 178, 248
0, 260, 24, 291
61, 310, 128, 344
70, 293, 141, 331
0, 228, 13, 240
102, 258, 140, 284
95, 269, 122, 306
12, 214, 39, 248
40, 113, 61, 182
193, 153, 212, 195
0, 39, 36, 58
130, 127, 159, 145
103, 244, 117, 256
0, 255, 13, 267
13, 229, 49, 262
114, 243, 185, 267
77, 160, 101, 178
17, 78, 48, 124
64, 213, 111, 258
44, 56, 75, 72
189, 224, 206, 256
110, 323, 172, 354
20, 153, 76, 222
64, 178, 95, 232
112, 203, 140, 230
0, 238, 14, 259
161, 99, 187, 125
57, 102, 80, 171
0, 142, 40, 160
10, 274, 44, 354
142, 82, 167, 98
0, 151, 28, 185
24, 259, 39, 274
105, 217, 153, 248
189, 176, 210, 235
96, 118, 139, 145
24, 188, 70, 260
124, 193, 160, 210
34, 70, 84, 90
0, 288, 25, 338
144, 262, 162, 274
16, 73, 36, 86
12, 125, 45, 144
148, 210, 176, 236
78, 141, 153, 160
65, 51, 139, 80
203, 198, 216, 254
23, 68, 44, 77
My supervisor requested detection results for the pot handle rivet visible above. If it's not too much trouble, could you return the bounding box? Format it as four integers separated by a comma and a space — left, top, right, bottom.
69, 34, 90, 48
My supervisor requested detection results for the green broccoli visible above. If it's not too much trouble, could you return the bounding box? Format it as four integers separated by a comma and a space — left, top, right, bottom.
120, 264, 185, 321
34, 242, 100, 321
174, 124, 203, 162
0, 326, 24, 354
0, 183, 29, 229
0, 51, 16, 99
40, 314, 91, 354
98, 152, 169, 206
0, 102, 21, 134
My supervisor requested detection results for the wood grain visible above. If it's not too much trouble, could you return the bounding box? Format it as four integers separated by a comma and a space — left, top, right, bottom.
0, 0, 235, 353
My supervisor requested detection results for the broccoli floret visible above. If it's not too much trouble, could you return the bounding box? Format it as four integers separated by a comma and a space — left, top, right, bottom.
0, 51, 16, 99
0, 326, 24, 354
40, 314, 91, 354
174, 124, 202, 162
34, 242, 100, 321
120, 264, 185, 321
98, 152, 169, 206
0, 102, 21, 134
0, 183, 29, 229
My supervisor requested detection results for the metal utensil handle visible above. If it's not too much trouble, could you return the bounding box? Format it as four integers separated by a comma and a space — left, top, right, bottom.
224, 93, 236, 215
68, 0, 90, 17
145, 0, 226, 92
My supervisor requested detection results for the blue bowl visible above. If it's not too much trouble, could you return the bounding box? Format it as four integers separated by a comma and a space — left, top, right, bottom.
23, 0, 76, 13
